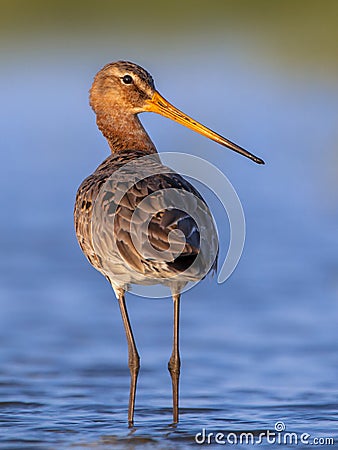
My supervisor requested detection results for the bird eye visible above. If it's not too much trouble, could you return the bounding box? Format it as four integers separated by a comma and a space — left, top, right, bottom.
122, 75, 133, 84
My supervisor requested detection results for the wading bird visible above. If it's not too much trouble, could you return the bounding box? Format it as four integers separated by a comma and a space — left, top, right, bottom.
74, 61, 264, 427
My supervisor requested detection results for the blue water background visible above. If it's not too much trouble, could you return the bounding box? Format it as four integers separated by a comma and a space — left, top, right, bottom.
1, 46, 338, 449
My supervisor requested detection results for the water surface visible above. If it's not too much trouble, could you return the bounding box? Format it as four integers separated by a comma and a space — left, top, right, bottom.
1, 50, 338, 449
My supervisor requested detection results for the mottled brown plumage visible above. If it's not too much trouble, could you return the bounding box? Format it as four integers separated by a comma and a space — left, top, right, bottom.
74, 61, 264, 427
74, 149, 216, 292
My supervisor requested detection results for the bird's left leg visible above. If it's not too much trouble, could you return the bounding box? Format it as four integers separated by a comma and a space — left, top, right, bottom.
116, 289, 140, 427
168, 293, 181, 424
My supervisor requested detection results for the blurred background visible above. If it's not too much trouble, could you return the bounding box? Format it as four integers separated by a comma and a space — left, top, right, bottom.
1, 1, 337, 449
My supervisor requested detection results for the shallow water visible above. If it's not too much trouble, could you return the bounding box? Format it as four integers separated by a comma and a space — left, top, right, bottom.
1, 50, 338, 449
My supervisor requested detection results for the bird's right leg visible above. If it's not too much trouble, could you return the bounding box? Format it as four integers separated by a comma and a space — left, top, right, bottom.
116, 289, 140, 427
168, 293, 181, 424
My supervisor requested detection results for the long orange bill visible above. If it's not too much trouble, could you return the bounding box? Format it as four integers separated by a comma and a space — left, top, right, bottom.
145, 91, 264, 165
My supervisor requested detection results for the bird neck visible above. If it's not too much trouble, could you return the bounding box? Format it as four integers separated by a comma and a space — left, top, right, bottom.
96, 112, 157, 154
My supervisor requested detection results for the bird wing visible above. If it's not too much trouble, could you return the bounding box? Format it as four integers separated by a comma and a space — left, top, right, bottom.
75, 151, 218, 284
112, 170, 218, 278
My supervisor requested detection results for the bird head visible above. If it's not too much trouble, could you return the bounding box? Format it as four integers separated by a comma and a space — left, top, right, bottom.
90, 61, 264, 164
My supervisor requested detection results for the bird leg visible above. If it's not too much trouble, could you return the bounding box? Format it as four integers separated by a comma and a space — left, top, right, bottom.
168, 293, 181, 424
117, 291, 140, 427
